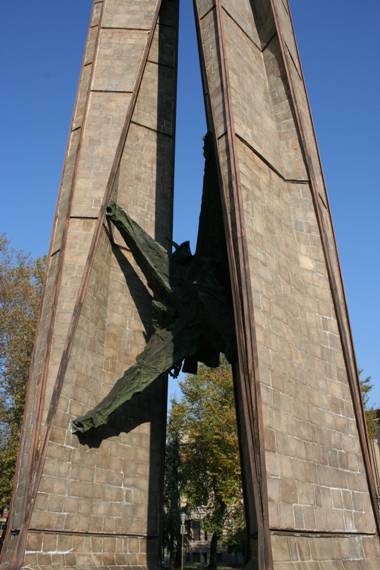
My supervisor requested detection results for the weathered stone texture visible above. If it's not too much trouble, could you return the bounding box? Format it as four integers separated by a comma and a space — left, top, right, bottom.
92, 29, 149, 92
24, 531, 147, 568
2, 1, 178, 568
102, 0, 157, 29
196, 0, 380, 566
70, 91, 132, 216
237, 139, 375, 533
271, 534, 380, 568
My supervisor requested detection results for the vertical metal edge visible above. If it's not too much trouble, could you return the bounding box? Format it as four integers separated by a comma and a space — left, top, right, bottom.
193, 2, 274, 568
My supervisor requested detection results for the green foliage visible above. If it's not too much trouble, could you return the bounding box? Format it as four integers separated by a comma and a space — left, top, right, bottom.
162, 414, 182, 568
168, 363, 245, 568
358, 369, 377, 440
0, 235, 46, 511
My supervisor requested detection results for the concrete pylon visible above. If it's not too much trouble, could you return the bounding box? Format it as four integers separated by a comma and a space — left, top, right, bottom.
194, 0, 380, 568
2, 1, 380, 569
1, 1, 178, 568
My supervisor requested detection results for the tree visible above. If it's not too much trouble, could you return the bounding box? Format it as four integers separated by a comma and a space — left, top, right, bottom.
359, 370, 377, 440
162, 412, 182, 568
0, 235, 45, 511
169, 363, 245, 569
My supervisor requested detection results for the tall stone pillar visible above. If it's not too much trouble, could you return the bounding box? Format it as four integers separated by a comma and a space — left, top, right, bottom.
2, 1, 380, 569
1, 1, 178, 568
194, 0, 380, 568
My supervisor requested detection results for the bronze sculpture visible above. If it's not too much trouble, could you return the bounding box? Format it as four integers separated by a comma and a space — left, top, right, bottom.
72, 134, 236, 434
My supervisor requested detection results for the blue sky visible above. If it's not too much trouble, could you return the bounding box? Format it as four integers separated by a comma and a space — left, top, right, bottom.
0, 1, 379, 404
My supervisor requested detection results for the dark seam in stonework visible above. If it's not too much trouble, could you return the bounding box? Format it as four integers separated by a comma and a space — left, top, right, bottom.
131, 119, 173, 139
284, 40, 303, 81
235, 133, 309, 184
200, 5, 215, 21
261, 31, 277, 52
222, 6, 262, 53
147, 58, 176, 70
50, 248, 61, 258
91, 89, 134, 94
100, 26, 151, 32
271, 528, 377, 538
27, 528, 159, 539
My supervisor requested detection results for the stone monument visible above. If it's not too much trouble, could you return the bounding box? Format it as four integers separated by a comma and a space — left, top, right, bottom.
1, 1, 379, 569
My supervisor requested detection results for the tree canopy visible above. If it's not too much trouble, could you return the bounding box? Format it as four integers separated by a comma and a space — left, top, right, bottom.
167, 363, 245, 568
359, 369, 377, 440
0, 235, 45, 511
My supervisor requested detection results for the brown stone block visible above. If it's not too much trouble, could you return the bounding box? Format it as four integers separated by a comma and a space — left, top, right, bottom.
197, 0, 214, 19
303, 506, 316, 530
23, 553, 38, 566
128, 538, 141, 554
102, 0, 157, 29
280, 479, 298, 504
272, 535, 291, 561
37, 552, 53, 566
298, 482, 315, 506
320, 562, 345, 570
92, 29, 148, 92
89, 536, 103, 553
26, 531, 43, 552
51, 553, 65, 566
266, 451, 281, 478
310, 537, 337, 561
267, 477, 280, 503
133, 62, 176, 135
39, 475, 67, 496
354, 510, 376, 533
57, 534, 74, 552
102, 537, 116, 553
362, 536, 380, 557
296, 538, 312, 561
339, 536, 364, 560
70, 463, 94, 483
342, 562, 368, 570
293, 505, 304, 529
279, 502, 295, 528
88, 515, 105, 532
42, 533, 57, 552
103, 517, 117, 533
71, 92, 131, 216
95, 467, 123, 486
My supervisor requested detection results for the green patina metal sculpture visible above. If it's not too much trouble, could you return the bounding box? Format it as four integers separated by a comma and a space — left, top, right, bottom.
72, 134, 235, 434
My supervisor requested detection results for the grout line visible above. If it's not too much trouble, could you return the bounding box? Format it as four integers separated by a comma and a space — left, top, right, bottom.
222, 6, 262, 53
50, 249, 61, 258
27, 528, 159, 539
271, 528, 377, 538
235, 133, 309, 184
261, 31, 277, 52
200, 5, 215, 21
90, 89, 133, 94
100, 26, 151, 32
131, 120, 173, 139
147, 58, 175, 70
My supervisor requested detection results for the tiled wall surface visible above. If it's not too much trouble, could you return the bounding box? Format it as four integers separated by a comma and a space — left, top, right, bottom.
195, 0, 380, 566
3, 0, 379, 568
1, 1, 178, 568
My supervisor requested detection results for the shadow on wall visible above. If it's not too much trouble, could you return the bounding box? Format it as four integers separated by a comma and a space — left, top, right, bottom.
77, 4, 178, 568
